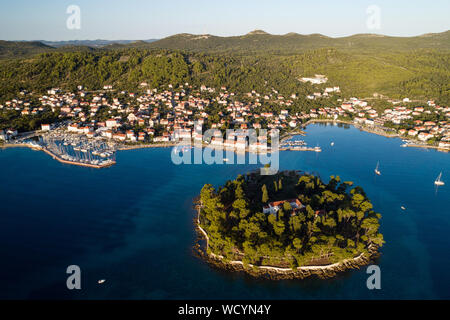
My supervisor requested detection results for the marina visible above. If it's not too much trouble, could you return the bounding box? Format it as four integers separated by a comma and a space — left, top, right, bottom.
1, 123, 449, 299
1, 123, 448, 299
280, 139, 322, 152
9, 131, 117, 169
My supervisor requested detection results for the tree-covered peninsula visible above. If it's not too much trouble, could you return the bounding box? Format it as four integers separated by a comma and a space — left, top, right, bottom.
197, 170, 384, 278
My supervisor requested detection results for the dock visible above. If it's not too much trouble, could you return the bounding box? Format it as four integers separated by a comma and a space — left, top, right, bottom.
279, 147, 322, 152
41, 148, 116, 169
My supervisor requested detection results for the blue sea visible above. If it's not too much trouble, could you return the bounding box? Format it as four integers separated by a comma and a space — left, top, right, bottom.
0, 123, 449, 299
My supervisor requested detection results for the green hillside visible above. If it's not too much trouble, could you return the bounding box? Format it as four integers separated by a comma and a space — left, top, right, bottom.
0, 30, 449, 105
0, 48, 448, 105
144, 30, 450, 53
0, 41, 55, 59
2, 30, 449, 58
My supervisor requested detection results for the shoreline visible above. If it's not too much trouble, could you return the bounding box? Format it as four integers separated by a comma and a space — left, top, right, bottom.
40, 148, 116, 169
193, 205, 379, 280
2, 119, 448, 168
1, 143, 115, 169
117, 143, 177, 151
303, 119, 450, 152
116, 122, 450, 153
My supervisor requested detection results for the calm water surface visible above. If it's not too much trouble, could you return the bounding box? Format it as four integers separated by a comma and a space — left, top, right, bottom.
0, 123, 449, 299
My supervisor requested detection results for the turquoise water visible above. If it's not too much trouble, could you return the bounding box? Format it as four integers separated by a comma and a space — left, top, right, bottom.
0, 123, 449, 299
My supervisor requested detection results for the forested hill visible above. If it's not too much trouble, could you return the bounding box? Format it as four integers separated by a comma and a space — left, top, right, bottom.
0, 48, 448, 105
41, 39, 158, 48
0, 30, 449, 105
0, 41, 55, 59
0, 40, 157, 59
1, 30, 449, 59
145, 30, 450, 53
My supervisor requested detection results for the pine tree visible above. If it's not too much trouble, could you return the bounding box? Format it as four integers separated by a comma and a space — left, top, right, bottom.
262, 184, 269, 203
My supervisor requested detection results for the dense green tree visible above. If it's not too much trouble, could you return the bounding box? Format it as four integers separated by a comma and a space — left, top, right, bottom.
199, 171, 384, 267
262, 184, 269, 204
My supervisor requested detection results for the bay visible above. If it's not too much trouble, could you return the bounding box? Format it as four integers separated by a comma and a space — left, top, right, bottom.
0, 123, 449, 299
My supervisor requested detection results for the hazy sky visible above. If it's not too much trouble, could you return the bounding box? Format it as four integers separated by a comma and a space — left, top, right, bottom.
1, 0, 449, 40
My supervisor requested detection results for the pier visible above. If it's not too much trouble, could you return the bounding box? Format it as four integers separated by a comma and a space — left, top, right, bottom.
280, 137, 322, 152
41, 147, 116, 168
2, 130, 118, 169
39, 132, 117, 168
1, 142, 116, 169
279, 146, 322, 152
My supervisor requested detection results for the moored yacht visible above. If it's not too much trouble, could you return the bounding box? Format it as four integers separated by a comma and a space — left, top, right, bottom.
375, 162, 381, 175
435, 172, 445, 186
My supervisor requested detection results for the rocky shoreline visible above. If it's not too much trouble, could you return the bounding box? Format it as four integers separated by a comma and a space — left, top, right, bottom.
193, 205, 380, 280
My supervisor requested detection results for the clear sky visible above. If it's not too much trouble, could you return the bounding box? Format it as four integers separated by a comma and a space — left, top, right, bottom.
1, 0, 449, 41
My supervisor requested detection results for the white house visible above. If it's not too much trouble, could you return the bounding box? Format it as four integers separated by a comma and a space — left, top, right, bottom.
0, 129, 7, 141
7, 129, 18, 137
263, 199, 304, 215
418, 132, 434, 141
41, 124, 52, 131
438, 141, 450, 149
106, 119, 118, 128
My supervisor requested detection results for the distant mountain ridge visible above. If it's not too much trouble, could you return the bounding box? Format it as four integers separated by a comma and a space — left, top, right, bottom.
0, 36, 448, 106
144, 29, 450, 52
40, 39, 158, 48
0, 39, 158, 59
0, 30, 449, 59
0, 40, 54, 59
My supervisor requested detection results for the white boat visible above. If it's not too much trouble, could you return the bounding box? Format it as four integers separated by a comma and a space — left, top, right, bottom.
435, 172, 445, 186
314, 144, 322, 152
223, 158, 229, 162
401, 206, 406, 210
331, 142, 335, 147
375, 162, 381, 175
98, 279, 106, 284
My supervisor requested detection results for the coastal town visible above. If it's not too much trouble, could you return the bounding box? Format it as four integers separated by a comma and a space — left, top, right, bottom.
1, 78, 449, 167
2, 0, 450, 304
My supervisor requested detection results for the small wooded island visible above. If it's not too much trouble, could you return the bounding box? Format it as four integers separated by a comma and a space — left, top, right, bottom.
195, 170, 384, 279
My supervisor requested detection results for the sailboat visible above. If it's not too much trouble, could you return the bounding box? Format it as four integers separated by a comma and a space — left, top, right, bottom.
435, 172, 445, 186
374, 162, 381, 176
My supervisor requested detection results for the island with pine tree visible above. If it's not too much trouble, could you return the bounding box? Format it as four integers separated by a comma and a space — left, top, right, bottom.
194, 170, 384, 279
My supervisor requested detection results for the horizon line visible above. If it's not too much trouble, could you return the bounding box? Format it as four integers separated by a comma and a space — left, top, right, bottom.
3, 28, 449, 43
